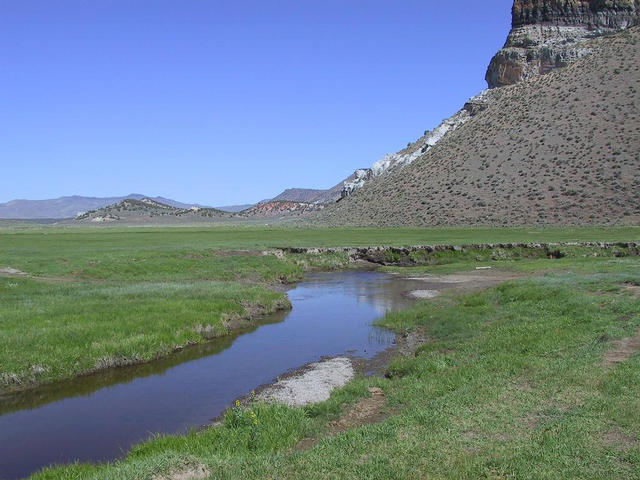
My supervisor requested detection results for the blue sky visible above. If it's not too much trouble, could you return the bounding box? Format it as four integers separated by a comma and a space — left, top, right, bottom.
1, 1, 512, 205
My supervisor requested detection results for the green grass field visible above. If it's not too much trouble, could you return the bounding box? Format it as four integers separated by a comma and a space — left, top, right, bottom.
1, 226, 639, 479
30, 257, 640, 480
0, 226, 638, 392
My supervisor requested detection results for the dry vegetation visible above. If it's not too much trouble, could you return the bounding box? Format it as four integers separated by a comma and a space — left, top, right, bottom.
317, 27, 640, 226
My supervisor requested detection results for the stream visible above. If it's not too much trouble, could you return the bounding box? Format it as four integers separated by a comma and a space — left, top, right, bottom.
0, 271, 429, 479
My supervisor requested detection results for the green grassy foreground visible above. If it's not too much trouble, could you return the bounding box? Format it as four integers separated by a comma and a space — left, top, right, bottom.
2, 226, 640, 480
0, 226, 638, 393
0, 279, 289, 390
29, 255, 640, 479
0, 239, 304, 393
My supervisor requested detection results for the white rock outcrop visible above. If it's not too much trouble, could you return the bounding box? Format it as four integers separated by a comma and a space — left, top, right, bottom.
341, 90, 493, 198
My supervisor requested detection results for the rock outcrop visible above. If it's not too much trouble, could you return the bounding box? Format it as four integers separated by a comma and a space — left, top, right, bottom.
339, 90, 495, 199
486, 0, 639, 88
315, 26, 640, 227
341, 169, 373, 198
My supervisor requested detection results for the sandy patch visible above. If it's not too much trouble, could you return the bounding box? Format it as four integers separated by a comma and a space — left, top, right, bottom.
407, 273, 511, 284
408, 289, 440, 299
405, 276, 465, 283
0, 266, 81, 284
212, 250, 263, 257
258, 357, 354, 406
0, 267, 27, 276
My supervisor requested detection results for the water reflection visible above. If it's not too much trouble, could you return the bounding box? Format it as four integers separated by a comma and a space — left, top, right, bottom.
0, 271, 423, 480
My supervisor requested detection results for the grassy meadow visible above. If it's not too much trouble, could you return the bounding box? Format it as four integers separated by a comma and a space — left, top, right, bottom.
0, 225, 638, 392
0, 225, 639, 479
28, 253, 640, 480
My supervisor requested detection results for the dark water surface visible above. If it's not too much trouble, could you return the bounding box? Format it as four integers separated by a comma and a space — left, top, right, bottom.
0, 271, 424, 479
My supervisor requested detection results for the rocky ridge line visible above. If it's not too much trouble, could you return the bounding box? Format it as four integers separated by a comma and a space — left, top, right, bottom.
486, 0, 640, 88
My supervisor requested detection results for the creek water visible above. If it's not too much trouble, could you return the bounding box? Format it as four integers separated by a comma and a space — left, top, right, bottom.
0, 271, 427, 479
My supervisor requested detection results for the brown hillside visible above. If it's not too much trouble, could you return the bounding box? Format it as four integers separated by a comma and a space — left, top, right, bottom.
239, 201, 323, 217
316, 27, 640, 227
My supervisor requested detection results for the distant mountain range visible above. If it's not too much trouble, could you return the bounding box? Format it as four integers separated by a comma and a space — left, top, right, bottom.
258, 169, 371, 205
4, 2, 639, 227
0, 174, 360, 219
214, 204, 254, 213
0, 194, 210, 219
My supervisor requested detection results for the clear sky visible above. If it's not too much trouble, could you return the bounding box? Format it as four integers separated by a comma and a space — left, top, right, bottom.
1, 0, 512, 206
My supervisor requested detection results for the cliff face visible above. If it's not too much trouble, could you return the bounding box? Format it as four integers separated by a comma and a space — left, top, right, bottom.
486, 0, 639, 87
315, 26, 640, 227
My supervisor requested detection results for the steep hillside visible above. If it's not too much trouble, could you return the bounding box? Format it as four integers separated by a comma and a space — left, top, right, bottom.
75, 198, 228, 223
316, 26, 640, 226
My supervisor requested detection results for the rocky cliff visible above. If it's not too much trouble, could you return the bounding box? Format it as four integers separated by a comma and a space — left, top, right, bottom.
315, 26, 640, 226
486, 0, 639, 88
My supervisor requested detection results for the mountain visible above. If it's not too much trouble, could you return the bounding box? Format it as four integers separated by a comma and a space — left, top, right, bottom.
239, 201, 324, 218
214, 204, 255, 213
319, 91, 495, 202
261, 168, 384, 205
0, 194, 209, 219
75, 198, 228, 223
328, 0, 640, 202
314, 21, 640, 226
486, 0, 640, 88
266, 188, 327, 203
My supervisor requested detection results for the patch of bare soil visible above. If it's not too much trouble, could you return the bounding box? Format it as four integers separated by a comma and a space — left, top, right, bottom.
517, 379, 533, 392
522, 413, 541, 428
621, 283, 640, 297
329, 387, 387, 432
602, 430, 639, 450
294, 387, 389, 451
0, 267, 27, 277
604, 329, 640, 367
1, 266, 90, 284
408, 289, 440, 299
405, 270, 521, 297
211, 249, 263, 257
153, 464, 210, 480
